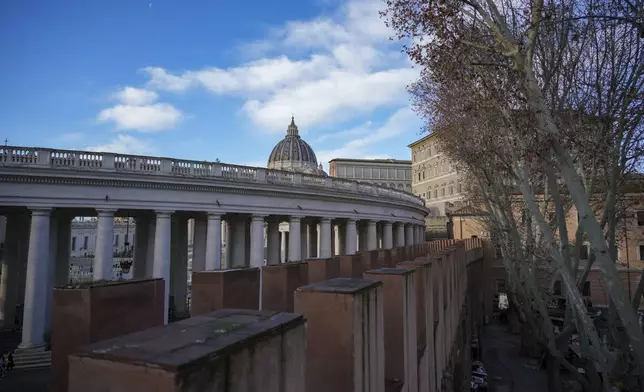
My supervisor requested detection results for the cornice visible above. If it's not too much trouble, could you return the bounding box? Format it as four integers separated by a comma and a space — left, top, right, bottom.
0, 171, 428, 213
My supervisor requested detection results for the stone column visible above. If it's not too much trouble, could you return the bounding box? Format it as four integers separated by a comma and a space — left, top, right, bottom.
170, 215, 188, 316
133, 216, 149, 279
288, 217, 301, 262
308, 222, 318, 258
300, 222, 308, 260
266, 219, 280, 265
319, 218, 332, 259
19, 208, 51, 350
205, 213, 222, 270
280, 231, 287, 263
367, 220, 378, 251
383, 222, 393, 249
0, 215, 5, 248
405, 224, 414, 246
94, 210, 115, 281
395, 223, 405, 247
336, 224, 346, 255
153, 211, 173, 325
192, 216, 207, 272
0, 213, 22, 330
44, 215, 58, 335
250, 215, 265, 268
146, 217, 156, 278
345, 219, 357, 255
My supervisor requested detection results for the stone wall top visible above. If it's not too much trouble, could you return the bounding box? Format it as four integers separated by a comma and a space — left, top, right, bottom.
71, 309, 305, 371
0, 145, 425, 207
297, 277, 382, 294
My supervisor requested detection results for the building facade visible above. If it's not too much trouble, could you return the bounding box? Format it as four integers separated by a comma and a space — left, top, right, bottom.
328, 158, 412, 192
408, 133, 464, 217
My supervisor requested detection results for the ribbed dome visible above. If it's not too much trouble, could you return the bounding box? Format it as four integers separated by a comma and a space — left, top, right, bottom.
267, 117, 324, 175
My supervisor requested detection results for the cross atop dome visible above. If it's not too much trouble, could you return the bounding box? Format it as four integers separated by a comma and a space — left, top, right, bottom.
286, 116, 299, 137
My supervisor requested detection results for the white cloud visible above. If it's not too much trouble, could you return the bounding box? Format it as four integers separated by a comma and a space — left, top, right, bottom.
138, 0, 414, 133
114, 87, 158, 105
86, 134, 156, 155
315, 107, 419, 163
98, 103, 182, 132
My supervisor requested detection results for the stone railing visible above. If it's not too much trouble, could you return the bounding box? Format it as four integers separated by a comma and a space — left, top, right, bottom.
0, 146, 425, 206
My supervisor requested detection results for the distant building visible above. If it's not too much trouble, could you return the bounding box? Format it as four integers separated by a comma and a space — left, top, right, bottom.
408, 133, 464, 217
328, 158, 412, 192
70, 218, 135, 258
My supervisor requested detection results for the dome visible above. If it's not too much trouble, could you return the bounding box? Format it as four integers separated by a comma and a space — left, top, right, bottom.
267, 117, 325, 175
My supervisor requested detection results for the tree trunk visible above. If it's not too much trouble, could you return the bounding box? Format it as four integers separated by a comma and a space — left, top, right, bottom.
546, 354, 562, 392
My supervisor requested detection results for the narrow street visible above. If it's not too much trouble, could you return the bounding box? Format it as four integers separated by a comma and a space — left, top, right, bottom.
481, 323, 548, 392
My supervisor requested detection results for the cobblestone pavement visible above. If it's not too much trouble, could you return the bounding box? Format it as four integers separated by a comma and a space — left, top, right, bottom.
481, 323, 548, 392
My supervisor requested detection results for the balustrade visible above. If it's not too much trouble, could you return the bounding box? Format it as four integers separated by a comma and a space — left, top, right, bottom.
0, 145, 424, 206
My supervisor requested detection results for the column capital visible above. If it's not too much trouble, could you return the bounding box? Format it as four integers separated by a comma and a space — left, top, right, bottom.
320, 217, 332, 223
251, 214, 266, 222
289, 216, 303, 222
28, 208, 52, 216
207, 212, 223, 219
346, 218, 358, 224
383, 221, 393, 226
155, 211, 174, 218
96, 209, 117, 217
367, 220, 377, 226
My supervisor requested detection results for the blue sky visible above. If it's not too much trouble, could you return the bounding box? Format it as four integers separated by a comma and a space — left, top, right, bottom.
0, 0, 424, 169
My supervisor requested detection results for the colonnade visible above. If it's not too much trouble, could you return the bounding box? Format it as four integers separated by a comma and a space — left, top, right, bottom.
0, 208, 426, 353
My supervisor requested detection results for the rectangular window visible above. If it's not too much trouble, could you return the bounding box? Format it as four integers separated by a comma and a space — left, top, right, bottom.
637, 211, 644, 226
418, 172, 421, 181
639, 245, 644, 261
124, 234, 129, 246
582, 281, 591, 296
449, 185, 454, 195
114, 234, 119, 247
580, 244, 589, 260
457, 183, 462, 193
433, 189, 438, 198
441, 188, 446, 197
72, 237, 76, 251
83, 236, 88, 250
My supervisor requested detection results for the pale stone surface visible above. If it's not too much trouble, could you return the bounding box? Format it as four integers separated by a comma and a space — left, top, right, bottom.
94, 210, 115, 281
205, 213, 222, 270
20, 209, 50, 349
153, 211, 172, 325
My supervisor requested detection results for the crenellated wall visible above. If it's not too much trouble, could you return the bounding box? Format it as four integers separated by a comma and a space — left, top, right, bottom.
65, 239, 493, 392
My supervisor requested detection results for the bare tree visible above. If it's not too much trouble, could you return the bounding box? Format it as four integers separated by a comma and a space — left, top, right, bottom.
383, 0, 643, 387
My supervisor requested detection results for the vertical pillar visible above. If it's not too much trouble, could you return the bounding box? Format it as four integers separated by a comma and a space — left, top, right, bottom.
300, 222, 308, 260
146, 217, 156, 278
367, 220, 378, 251
395, 223, 405, 247
280, 231, 287, 263
44, 215, 58, 335
383, 222, 393, 249
153, 211, 173, 325
94, 210, 115, 281
288, 217, 301, 262
205, 213, 222, 270
192, 216, 207, 272
225, 219, 233, 267
319, 218, 332, 259
308, 222, 318, 258
336, 224, 346, 255
19, 208, 50, 350
133, 216, 149, 278
345, 219, 357, 255
170, 215, 188, 316
267, 219, 280, 265
405, 224, 414, 246
294, 278, 385, 392
250, 215, 265, 268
